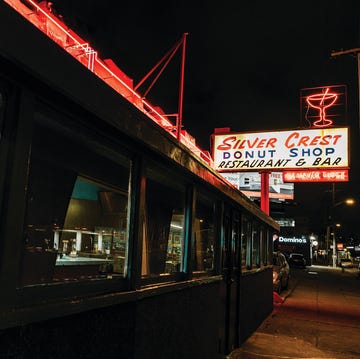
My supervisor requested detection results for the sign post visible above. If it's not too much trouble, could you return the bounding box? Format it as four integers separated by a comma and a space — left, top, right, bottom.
260, 171, 270, 215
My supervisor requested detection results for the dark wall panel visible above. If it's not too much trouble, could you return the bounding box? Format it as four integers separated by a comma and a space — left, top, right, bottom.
239, 268, 273, 343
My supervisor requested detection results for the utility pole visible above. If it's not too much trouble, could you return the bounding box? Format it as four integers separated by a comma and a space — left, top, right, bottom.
330, 48, 360, 265
331, 183, 336, 268
331, 48, 360, 130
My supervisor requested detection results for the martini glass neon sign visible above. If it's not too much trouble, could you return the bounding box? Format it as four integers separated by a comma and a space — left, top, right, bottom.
306, 87, 338, 128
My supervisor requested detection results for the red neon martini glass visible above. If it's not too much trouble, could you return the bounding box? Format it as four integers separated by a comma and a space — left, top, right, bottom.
306, 88, 337, 127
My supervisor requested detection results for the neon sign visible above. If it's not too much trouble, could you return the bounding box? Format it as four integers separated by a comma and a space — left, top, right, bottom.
4, 0, 213, 165
300, 85, 347, 128
306, 88, 337, 127
282, 169, 349, 183
212, 127, 349, 171
278, 236, 307, 244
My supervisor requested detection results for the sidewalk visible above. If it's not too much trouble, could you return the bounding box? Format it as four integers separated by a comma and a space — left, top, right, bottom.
228, 265, 360, 359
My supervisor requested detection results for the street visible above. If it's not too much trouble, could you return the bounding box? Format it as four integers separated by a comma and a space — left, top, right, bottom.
229, 265, 360, 359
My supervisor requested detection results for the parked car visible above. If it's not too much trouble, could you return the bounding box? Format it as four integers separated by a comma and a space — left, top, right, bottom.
288, 253, 306, 268
340, 258, 353, 268
273, 251, 290, 294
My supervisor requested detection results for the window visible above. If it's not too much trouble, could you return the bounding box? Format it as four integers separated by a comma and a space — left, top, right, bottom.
0, 87, 5, 138
192, 191, 215, 273
268, 230, 273, 265
141, 164, 186, 278
241, 214, 251, 270
21, 121, 131, 286
252, 221, 260, 267
232, 211, 241, 269
260, 226, 270, 266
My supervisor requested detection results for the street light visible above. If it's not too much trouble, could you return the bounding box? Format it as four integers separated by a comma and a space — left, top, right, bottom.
327, 197, 355, 268
309, 234, 318, 265
343, 198, 355, 206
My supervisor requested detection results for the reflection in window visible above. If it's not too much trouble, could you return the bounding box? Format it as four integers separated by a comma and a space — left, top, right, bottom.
232, 212, 240, 269
141, 169, 185, 278
192, 192, 215, 272
268, 230, 273, 265
252, 221, 260, 267
241, 215, 251, 269
261, 225, 267, 265
21, 122, 130, 286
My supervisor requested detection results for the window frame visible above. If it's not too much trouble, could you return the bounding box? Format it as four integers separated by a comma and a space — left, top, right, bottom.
190, 186, 218, 278
139, 158, 189, 285
8, 97, 139, 303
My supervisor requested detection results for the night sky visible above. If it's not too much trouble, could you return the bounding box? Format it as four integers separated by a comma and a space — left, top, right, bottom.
50, 0, 360, 238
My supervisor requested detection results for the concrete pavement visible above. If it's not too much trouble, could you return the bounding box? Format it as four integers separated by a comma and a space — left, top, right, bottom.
228, 265, 360, 359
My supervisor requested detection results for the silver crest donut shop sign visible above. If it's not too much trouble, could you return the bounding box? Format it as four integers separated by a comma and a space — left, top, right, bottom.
212, 86, 350, 214
213, 127, 349, 172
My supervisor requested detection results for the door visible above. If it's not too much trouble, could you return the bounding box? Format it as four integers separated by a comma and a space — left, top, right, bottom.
221, 207, 241, 355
